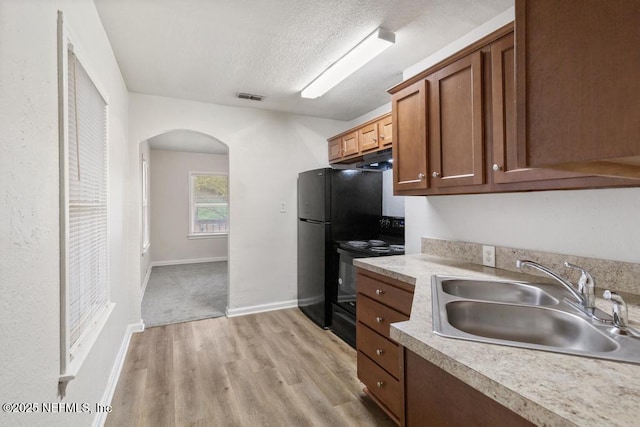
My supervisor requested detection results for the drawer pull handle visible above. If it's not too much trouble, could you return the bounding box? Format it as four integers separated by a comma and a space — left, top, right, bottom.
375, 289, 384, 295
377, 381, 384, 388
376, 349, 384, 356
376, 316, 384, 323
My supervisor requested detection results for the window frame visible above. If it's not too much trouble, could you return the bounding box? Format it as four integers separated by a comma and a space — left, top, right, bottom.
141, 155, 150, 253
58, 12, 114, 383
188, 171, 229, 238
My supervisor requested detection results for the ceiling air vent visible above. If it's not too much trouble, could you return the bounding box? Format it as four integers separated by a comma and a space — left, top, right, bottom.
237, 92, 264, 101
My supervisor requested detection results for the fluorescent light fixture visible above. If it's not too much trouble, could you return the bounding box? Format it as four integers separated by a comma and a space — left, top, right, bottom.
301, 27, 395, 99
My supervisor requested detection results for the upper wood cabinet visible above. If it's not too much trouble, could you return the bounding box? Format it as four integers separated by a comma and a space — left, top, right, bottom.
342, 131, 359, 157
328, 137, 342, 162
490, 33, 581, 184
388, 23, 638, 195
379, 115, 393, 147
327, 113, 393, 164
392, 80, 428, 193
358, 122, 379, 153
428, 50, 484, 188
516, 0, 640, 179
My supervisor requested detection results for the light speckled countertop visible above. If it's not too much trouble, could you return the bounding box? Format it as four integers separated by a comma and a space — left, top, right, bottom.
355, 254, 640, 427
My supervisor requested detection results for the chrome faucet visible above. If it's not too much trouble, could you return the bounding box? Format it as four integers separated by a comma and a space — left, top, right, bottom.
564, 262, 596, 311
515, 260, 596, 313
603, 290, 629, 333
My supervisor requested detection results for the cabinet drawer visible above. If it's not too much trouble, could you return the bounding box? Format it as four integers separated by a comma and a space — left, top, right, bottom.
358, 273, 414, 315
357, 322, 400, 379
358, 351, 402, 418
357, 294, 409, 339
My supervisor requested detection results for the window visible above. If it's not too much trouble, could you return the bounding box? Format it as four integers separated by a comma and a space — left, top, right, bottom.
58, 17, 113, 382
189, 172, 228, 236
141, 156, 150, 253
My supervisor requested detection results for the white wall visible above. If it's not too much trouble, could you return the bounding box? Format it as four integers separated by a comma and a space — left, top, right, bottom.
382, 169, 405, 217
0, 1, 133, 426
407, 189, 640, 263
150, 149, 229, 264
403, 6, 515, 80
345, 102, 391, 130
401, 6, 640, 264
129, 94, 346, 312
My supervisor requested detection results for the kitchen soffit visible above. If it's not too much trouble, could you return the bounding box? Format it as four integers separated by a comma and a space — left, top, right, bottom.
94, 0, 512, 121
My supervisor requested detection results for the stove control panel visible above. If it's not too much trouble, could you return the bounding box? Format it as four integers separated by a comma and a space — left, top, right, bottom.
379, 216, 404, 234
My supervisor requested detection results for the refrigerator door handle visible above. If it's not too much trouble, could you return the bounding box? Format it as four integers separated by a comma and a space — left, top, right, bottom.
301, 219, 329, 225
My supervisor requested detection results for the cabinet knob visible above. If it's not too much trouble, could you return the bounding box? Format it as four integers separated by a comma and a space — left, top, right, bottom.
432, 171, 440, 178
418, 173, 425, 180
377, 381, 385, 388
373, 138, 377, 142
380, 135, 385, 139
376, 349, 384, 356
492, 163, 503, 171
375, 289, 384, 295
375, 316, 384, 323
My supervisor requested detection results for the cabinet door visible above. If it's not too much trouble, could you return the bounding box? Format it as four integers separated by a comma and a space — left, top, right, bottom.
405, 349, 534, 426
392, 80, 428, 193
342, 131, 359, 157
378, 115, 393, 147
428, 51, 484, 188
328, 137, 342, 162
491, 33, 581, 184
516, 0, 640, 177
358, 123, 379, 153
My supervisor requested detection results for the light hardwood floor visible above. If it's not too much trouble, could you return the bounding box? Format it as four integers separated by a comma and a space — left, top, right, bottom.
106, 308, 395, 427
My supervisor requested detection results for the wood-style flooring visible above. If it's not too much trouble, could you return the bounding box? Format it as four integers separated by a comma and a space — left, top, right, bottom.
106, 308, 395, 427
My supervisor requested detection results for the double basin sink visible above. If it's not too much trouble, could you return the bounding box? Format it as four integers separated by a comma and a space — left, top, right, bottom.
432, 276, 640, 364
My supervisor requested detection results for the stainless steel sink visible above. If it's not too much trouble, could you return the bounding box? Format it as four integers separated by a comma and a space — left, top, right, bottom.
445, 301, 618, 352
432, 275, 640, 364
441, 279, 559, 305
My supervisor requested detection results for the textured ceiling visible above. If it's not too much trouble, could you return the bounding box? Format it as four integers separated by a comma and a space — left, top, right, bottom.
148, 130, 229, 154
95, 0, 512, 121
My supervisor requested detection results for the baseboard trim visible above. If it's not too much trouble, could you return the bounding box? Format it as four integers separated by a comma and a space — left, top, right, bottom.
150, 257, 227, 267
226, 299, 298, 317
93, 320, 145, 427
141, 264, 152, 297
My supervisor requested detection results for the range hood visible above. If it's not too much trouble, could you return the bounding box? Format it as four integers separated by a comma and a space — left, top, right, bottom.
354, 148, 393, 171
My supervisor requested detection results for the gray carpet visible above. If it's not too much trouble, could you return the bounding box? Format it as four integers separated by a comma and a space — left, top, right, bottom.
142, 261, 228, 328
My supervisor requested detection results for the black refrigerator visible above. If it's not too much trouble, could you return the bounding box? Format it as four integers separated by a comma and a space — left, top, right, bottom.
297, 168, 382, 328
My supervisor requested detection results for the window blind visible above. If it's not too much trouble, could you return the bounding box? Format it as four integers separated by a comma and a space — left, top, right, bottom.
66, 48, 108, 355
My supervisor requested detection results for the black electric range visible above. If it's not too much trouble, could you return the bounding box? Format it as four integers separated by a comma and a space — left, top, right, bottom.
331, 216, 405, 347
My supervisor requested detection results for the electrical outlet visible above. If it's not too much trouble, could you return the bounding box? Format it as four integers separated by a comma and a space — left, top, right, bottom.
482, 245, 496, 267
280, 201, 287, 213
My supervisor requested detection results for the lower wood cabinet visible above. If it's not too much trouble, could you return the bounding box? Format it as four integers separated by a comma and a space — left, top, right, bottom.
357, 350, 402, 417
404, 349, 534, 426
356, 268, 535, 426
356, 269, 414, 425
357, 319, 401, 379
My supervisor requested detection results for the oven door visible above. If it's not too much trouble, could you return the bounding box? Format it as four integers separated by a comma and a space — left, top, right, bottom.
336, 247, 366, 315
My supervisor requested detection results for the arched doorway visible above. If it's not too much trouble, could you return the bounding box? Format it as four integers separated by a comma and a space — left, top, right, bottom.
138, 129, 230, 327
